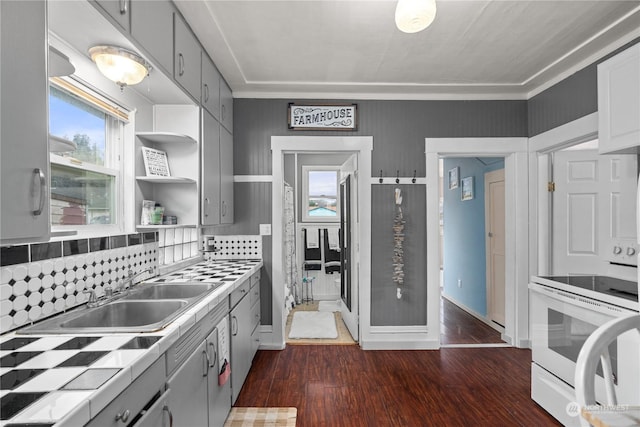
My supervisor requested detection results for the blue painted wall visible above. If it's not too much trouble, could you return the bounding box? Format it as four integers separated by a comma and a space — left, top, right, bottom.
442, 157, 504, 317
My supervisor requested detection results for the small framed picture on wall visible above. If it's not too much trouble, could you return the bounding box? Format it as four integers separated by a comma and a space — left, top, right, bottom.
448, 167, 459, 190
461, 176, 474, 201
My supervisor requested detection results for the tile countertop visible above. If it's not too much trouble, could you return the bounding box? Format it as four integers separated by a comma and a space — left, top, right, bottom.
0, 259, 262, 426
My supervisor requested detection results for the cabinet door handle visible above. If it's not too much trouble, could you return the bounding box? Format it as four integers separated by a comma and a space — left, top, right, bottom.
178, 53, 185, 76
163, 405, 174, 427
222, 104, 226, 120
232, 315, 238, 336
222, 201, 227, 217
32, 168, 47, 216
204, 197, 209, 217
209, 342, 217, 368
115, 409, 130, 423
202, 349, 209, 377
204, 83, 209, 102
119, 0, 127, 14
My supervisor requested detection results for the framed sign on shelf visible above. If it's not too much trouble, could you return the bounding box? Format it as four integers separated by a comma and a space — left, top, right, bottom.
141, 147, 171, 177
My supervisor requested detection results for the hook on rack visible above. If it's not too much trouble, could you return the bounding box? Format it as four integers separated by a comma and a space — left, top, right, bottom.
379, 170, 383, 184
396, 170, 400, 184
412, 170, 417, 184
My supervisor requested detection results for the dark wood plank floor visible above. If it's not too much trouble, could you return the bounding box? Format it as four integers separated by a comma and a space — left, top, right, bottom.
235, 346, 561, 426
440, 298, 506, 345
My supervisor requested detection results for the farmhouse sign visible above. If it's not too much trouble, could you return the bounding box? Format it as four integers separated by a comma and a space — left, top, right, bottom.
288, 103, 357, 130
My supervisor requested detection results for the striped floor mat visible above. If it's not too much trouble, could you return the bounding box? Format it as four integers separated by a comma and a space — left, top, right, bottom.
224, 407, 297, 426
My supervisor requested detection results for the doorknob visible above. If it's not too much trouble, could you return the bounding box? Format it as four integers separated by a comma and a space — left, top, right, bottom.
488, 232, 493, 237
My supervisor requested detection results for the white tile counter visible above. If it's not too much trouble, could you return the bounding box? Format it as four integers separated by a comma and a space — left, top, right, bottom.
0, 259, 262, 426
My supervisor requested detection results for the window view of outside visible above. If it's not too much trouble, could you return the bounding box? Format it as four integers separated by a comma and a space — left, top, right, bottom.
307, 170, 338, 217
49, 85, 115, 226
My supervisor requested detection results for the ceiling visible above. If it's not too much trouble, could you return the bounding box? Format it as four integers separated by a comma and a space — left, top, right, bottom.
175, 0, 640, 100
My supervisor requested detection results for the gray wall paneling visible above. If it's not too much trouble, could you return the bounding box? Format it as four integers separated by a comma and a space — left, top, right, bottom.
205, 182, 272, 324
528, 38, 640, 137
371, 184, 427, 326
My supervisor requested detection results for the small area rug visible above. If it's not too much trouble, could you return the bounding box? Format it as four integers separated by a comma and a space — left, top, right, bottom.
288, 311, 338, 339
318, 300, 340, 312
224, 407, 297, 426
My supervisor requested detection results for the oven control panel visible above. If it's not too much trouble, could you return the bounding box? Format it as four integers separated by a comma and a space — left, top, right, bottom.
608, 239, 638, 266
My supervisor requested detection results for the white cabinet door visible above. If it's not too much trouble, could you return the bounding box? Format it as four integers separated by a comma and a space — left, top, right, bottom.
166, 341, 208, 427
202, 111, 221, 226
130, 0, 174, 75
220, 79, 233, 132
598, 44, 640, 155
202, 54, 222, 120
174, 13, 202, 101
91, 0, 130, 33
220, 126, 234, 224
1, 0, 50, 244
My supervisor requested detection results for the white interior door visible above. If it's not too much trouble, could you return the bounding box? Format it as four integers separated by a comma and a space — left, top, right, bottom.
485, 169, 505, 326
552, 149, 605, 274
340, 154, 358, 341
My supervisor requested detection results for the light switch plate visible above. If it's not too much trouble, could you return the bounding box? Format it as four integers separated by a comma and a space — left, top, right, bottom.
259, 224, 271, 236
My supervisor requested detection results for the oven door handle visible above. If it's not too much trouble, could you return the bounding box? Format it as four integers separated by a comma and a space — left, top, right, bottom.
529, 282, 634, 317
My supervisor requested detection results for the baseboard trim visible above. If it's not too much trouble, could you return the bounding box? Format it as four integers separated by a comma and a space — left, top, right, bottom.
441, 294, 505, 334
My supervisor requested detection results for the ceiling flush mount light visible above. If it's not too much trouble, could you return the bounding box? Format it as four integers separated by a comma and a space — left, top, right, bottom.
88, 45, 152, 89
395, 0, 437, 33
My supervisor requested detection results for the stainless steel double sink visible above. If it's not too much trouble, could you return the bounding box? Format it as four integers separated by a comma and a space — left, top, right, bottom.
18, 282, 224, 334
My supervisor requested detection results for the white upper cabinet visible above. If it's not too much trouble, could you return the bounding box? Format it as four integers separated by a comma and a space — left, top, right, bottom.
91, 0, 130, 33
174, 13, 202, 102
130, 0, 175, 75
220, 79, 234, 133
202, 53, 222, 120
1, 0, 50, 244
598, 44, 640, 155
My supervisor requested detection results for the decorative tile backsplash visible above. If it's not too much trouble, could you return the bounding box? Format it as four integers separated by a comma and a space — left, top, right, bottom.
0, 233, 159, 334
204, 235, 262, 260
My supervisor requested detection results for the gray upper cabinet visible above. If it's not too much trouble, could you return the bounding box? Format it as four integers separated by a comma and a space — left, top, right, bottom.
91, 0, 130, 33
202, 53, 221, 120
174, 13, 202, 102
202, 111, 221, 226
220, 126, 234, 224
220, 79, 233, 132
130, 0, 174, 75
1, 0, 50, 244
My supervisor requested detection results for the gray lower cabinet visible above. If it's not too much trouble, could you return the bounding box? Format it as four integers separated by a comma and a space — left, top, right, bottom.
86, 357, 166, 427
230, 280, 252, 403
167, 340, 209, 426
1, 0, 50, 244
130, 0, 175, 75
206, 327, 232, 427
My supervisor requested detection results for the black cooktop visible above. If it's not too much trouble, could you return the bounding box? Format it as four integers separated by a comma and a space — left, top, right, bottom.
541, 275, 638, 302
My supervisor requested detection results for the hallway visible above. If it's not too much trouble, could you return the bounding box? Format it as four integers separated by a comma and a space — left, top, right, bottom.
440, 298, 506, 345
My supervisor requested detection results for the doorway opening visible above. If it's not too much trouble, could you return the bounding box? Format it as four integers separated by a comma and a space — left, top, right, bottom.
439, 157, 508, 346
271, 136, 373, 350
426, 137, 529, 348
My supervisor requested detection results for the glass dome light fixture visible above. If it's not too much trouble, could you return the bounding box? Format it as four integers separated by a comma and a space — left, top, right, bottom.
395, 0, 437, 34
89, 45, 152, 89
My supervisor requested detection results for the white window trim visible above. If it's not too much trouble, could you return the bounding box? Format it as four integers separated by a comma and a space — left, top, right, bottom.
301, 165, 340, 223
49, 81, 131, 239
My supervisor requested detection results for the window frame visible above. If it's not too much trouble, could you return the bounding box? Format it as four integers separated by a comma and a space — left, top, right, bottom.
49, 79, 128, 238
301, 165, 340, 223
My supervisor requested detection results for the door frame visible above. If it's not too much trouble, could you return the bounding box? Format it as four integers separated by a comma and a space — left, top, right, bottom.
426, 138, 529, 347
485, 168, 506, 327
270, 136, 372, 349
